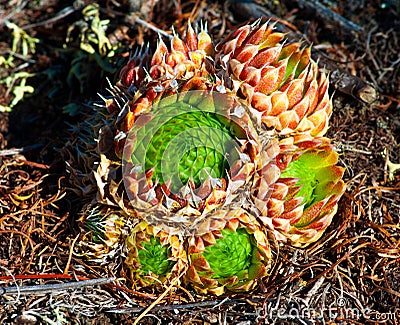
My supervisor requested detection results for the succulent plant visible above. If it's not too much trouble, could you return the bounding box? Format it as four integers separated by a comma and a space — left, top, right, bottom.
122, 89, 261, 232
70, 20, 346, 294
124, 221, 187, 288
186, 208, 272, 295
215, 20, 332, 137
253, 135, 346, 247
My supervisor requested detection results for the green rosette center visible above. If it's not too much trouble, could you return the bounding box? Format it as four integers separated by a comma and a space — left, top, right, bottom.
280, 149, 341, 213
202, 228, 252, 278
147, 111, 235, 189
130, 96, 244, 192
137, 237, 175, 276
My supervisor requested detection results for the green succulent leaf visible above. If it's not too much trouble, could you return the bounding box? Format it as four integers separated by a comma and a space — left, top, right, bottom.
130, 97, 243, 192
202, 228, 252, 278
280, 149, 339, 209
137, 236, 175, 276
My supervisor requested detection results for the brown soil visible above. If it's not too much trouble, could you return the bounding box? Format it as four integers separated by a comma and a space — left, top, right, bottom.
0, 0, 399, 324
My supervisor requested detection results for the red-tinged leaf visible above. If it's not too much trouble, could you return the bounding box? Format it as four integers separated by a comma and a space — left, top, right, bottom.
284, 182, 302, 198
123, 68, 135, 87
261, 115, 278, 129
172, 35, 188, 54
186, 24, 198, 51
206, 188, 227, 207
285, 78, 305, 108
192, 255, 210, 271
283, 196, 304, 212
240, 82, 255, 101
303, 79, 319, 113
305, 63, 318, 83
226, 218, 240, 232
260, 23, 275, 42
308, 110, 329, 135
233, 26, 252, 48
175, 61, 195, 78
196, 179, 213, 199
119, 57, 138, 85
295, 139, 324, 151
199, 274, 219, 287
122, 111, 136, 132
270, 91, 289, 116
149, 64, 166, 80
275, 153, 292, 170
269, 182, 289, 200
255, 62, 286, 95
271, 217, 291, 232
279, 110, 299, 130
142, 91, 159, 109
318, 78, 330, 106
318, 69, 329, 90
236, 44, 259, 63
251, 92, 272, 113
246, 22, 269, 45
300, 213, 332, 233
221, 39, 236, 54
333, 178, 346, 194
151, 39, 168, 66
202, 232, 217, 246
240, 66, 262, 86
259, 163, 281, 189
229, 59, 245, 78
186, 265, 201, 282
188, 237, 201, 254
295, 118, 314, 135
279, 205, 303, 224
166, 51, 188, 67
267, 197, 285, 216
180, 76, 209, 91
295, 200, 326, 227
316, 91, 332, 115
249, 46, 281, 68
292, 96, 310, 121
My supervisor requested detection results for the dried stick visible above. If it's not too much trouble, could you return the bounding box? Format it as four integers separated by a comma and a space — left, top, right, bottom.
1, 277, 116, 295
21, 6, 77, 30
296, 0, 364, 34
107, 297, 264, 314
228, 0, 277, 21
318, 56, 378, 104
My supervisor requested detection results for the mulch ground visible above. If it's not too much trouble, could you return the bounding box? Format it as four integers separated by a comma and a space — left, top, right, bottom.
0, 1, 399, 324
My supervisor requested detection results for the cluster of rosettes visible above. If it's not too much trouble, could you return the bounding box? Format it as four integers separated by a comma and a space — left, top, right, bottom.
77, 20, 345, 295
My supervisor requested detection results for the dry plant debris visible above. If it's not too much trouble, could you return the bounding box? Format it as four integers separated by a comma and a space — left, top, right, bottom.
0, 0, 399, 324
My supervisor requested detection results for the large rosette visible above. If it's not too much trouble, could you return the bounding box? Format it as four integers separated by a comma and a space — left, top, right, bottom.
122, 90, 262, 234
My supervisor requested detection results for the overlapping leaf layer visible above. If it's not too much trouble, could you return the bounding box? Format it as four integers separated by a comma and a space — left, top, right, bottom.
73, 21, 345, 295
